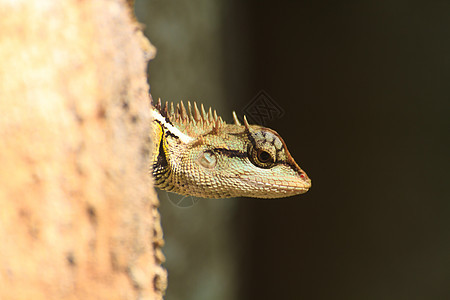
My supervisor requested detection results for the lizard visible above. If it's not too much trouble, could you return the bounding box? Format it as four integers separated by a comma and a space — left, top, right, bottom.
150, 98, 311, 199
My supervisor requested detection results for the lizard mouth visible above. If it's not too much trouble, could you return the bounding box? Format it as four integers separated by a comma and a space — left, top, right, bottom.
239, 175, 311, 197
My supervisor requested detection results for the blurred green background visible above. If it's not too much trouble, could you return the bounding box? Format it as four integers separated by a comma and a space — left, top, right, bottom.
135, 1, 449, 299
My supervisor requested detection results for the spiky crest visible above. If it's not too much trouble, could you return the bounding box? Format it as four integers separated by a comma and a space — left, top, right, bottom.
154, 101, 238, 138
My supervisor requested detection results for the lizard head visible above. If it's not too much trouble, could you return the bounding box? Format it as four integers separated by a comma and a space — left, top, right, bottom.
186, 117, 311, 198
153, 100, 311, 199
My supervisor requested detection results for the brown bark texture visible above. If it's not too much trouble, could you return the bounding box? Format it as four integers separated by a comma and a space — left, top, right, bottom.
0, 0, 165, 299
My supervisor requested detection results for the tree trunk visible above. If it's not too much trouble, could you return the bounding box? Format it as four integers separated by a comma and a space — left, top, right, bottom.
0, 0, 165, 299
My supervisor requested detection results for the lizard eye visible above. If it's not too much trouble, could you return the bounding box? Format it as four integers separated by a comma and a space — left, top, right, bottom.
257, 150, 272, 163
249, 146, 275, 168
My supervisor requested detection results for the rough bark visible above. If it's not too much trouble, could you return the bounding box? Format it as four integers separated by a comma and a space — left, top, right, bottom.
0, 0, 165, 299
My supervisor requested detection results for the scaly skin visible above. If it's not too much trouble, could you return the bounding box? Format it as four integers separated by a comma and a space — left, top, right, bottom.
151, 99, 311, 199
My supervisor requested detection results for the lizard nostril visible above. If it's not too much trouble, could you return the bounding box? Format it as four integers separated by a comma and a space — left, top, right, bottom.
300, 172, 309, 181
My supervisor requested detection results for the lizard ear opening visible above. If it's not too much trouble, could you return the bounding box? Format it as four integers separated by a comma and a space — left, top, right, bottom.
196, 150, 217, 169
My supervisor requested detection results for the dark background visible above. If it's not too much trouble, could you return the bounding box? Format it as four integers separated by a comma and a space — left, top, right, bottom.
230, 1, 449, 299
138, 1, 449, 299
